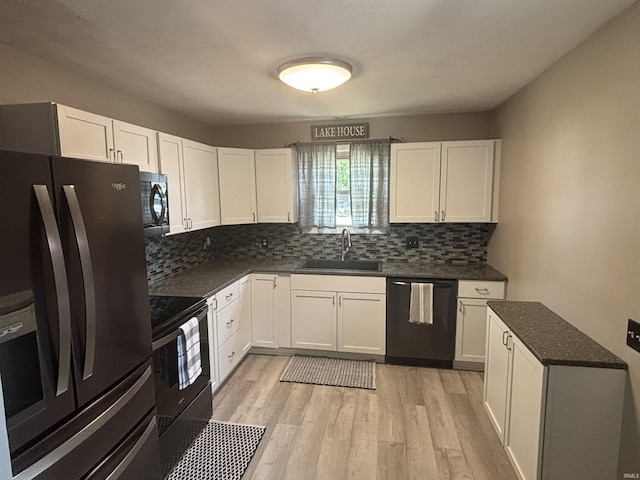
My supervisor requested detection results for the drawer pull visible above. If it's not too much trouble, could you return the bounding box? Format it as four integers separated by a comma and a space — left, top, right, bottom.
475, 288, 490, 295
502, 330, 509, 346
226, 319, 234, 327
225, 293, 234, 300
228, 351, 236, 360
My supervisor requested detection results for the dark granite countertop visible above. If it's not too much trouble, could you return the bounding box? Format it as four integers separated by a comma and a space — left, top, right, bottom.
149, 257, 507, 298
487, 301, 627, 370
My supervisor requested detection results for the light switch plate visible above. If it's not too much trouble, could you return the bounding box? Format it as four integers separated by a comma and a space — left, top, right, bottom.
627, 319, 640, 354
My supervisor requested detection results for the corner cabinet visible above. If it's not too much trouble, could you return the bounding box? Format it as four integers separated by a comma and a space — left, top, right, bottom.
390, 140, 500, 223
254, 148, 299, 223
484, 306, 626, 480
0, 103, 158, 172
454, 280, 506, 368
158, 133, 221, 234
290, 275, 386, 355
218, 147, 257, 225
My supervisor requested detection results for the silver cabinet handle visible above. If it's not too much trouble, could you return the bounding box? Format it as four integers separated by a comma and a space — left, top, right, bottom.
332, 294, 336, 306
225, 293, 234, 300
441, 210, 445, 221
288, 211, 291, 222
34, 185, 71, 397
117, 150, 124, 163
476, 288, 490, 295
226, 319, 234, 327
506, 334, 513, 351
339, 295, 342, 307
434, 210, 438, 222
184, 218, 188, 230
502, 330, 509, 347
108, 147, 116, 162
252, 212, 256, 222
459, 301, 464, 314
63, 185, 96, 381
273, 276, 278, 288
228, 351, 236, 360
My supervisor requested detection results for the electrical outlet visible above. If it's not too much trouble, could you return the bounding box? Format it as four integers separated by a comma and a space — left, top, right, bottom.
627, 319, 640, 354
261, 238, 268, 248
407, 236, 419, 249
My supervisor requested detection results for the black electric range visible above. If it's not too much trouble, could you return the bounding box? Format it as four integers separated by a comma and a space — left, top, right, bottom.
148, 295, 207, 341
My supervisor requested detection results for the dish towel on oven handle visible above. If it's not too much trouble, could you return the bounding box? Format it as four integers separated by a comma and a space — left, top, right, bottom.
409, 282, 434, 325
177, 317, 202, 390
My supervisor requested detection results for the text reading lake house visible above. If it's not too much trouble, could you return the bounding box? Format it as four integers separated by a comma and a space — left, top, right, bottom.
311, 122, 369, 141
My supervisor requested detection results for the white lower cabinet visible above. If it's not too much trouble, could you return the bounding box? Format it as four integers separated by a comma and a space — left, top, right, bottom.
251, 274, 279, 348
484, 307, 626, 480
211, 275, 252, 387
290, 275, 386, 355
455, 280, 506, 367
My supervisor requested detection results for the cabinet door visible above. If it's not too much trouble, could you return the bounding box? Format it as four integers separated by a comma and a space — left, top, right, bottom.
182, 140, 221, 230
455, 298, 489, 363
390, 142, 441, 223
337, 293, 385, 354
440, 141, 494, 222
483, 310, 511, 444
505, 337, 546, 480
57, 104, 114, 162
238, 275, 252, 356
112, 120, 158, 172
290, 290, 337, 351
218, 147, 257, 225
255, 148, 298, 223
157, 133, 187, 234
251, 274, 278, 348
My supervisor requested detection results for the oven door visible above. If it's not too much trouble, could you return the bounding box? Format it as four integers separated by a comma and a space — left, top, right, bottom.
151, 305, 210, 429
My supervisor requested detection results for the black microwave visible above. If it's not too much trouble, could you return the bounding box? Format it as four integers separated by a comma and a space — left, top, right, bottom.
140, 171, 170, 237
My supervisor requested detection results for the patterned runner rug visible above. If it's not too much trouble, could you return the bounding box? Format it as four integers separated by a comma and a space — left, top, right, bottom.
279, 355, 376, 390
167, 420, 265, 480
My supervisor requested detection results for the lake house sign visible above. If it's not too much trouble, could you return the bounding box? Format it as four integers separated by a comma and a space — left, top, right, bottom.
311, 122, 369, 141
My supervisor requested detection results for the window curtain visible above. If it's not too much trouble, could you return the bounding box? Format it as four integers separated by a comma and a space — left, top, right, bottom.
297, 143, 337, 228
349, 139, 390, 229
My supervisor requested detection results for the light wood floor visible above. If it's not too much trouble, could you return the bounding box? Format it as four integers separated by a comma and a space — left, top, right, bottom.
211, 354, 517, 480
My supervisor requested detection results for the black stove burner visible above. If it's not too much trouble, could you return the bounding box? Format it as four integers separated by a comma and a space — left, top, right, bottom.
149, 295, 206, 339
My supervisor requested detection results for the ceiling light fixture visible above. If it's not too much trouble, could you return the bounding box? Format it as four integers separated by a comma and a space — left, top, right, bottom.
277, 57, 352, 93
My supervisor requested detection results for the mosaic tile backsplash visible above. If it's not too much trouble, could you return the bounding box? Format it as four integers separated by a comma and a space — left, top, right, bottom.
146, 223, 495, 284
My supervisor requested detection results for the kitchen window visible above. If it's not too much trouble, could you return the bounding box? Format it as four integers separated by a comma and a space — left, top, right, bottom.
297, 139, 390, 233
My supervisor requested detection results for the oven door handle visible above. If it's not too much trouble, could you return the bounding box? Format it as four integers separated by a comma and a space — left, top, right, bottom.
152, 329, 182, 350
152, 306, 207, 350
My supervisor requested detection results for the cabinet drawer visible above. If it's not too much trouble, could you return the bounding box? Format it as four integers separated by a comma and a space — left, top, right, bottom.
291, 274, 385, 294
216, 281, 239, 310
216, 299, 240, 347
218, 330, 242, 381
458, 280, 505, 299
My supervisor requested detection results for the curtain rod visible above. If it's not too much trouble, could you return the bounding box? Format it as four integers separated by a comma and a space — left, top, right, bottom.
283, 136, 405, 148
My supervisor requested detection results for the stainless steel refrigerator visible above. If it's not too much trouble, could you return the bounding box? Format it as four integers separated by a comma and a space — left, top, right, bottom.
0, 150, 159, 479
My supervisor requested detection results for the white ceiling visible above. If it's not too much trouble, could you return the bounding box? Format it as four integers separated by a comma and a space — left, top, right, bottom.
0, 0, 634, 126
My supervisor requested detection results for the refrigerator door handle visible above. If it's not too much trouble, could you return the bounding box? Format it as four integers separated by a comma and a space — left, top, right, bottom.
33, 185, 72, 396
63, 185, 97, 380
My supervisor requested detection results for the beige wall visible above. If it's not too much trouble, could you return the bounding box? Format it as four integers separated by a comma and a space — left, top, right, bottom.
489, 2, 640, 474
0, 41, 215, 144
208, 112, 493, 149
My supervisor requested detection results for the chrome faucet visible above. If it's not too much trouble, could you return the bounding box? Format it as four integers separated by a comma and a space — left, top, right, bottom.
341, 228, 352, 261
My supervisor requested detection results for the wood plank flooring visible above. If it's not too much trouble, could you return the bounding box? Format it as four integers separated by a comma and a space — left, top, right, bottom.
211, 354, 516, 480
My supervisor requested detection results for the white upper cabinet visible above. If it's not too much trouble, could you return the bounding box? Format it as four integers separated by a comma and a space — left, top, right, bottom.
390, 142, 441, 223
218, 147, 257, 225
57, 105, 158, 172
158, 133, 221, 233
182, 139, 221, 231
254, 148, 299, 223
390, 140, 500, 223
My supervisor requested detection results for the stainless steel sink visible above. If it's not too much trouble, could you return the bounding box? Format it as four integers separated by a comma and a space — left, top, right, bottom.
296, 259, 382, 272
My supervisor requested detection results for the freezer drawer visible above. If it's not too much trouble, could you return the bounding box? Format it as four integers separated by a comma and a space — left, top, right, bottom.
11, 361, 156, 479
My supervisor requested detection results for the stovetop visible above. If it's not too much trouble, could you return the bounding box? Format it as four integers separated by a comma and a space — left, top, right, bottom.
149, 295, 206, 338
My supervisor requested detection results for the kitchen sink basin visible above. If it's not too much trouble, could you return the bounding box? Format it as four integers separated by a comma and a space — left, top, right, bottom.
296, 259, 382, 272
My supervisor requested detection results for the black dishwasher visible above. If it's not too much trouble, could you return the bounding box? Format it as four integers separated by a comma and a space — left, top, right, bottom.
386, 278, 457, 368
